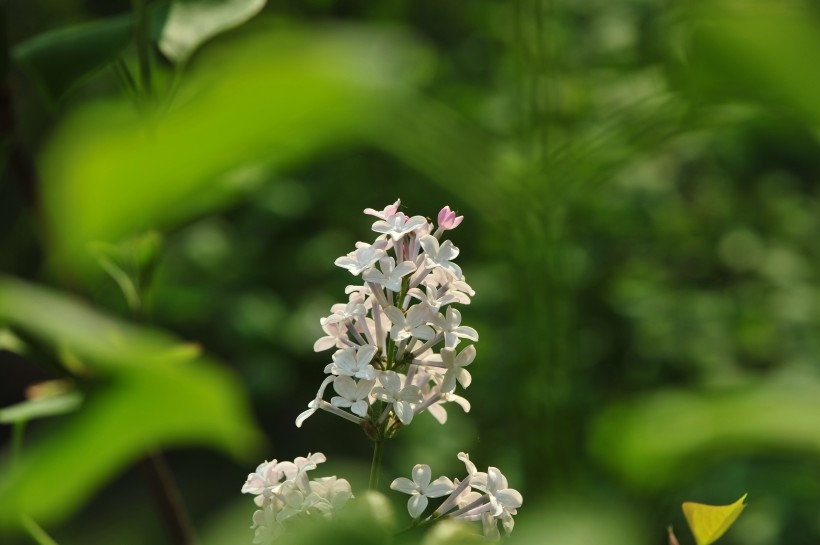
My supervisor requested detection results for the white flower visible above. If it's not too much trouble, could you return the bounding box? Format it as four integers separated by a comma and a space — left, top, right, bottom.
313, 321, 351, 352
295, 376, 335, 428
322, 301, 367, 325
311, 476, 353, 512
277, 452, 326, 482
431, 307, 478, 349
372, 370, 422, 425
324, 345, 377, 380
457, 452, 487, 490
485, 466, 523, 534
390, 464, 455, 518
251, 502, 284, 544
419, 234, 462, 278
422, 269, 474, 304
334, 243, 386, 275
372, 212, 428, 241
242, 459, 288, 506
362, 257, 416, 292
439, 345, 475, 393
384, 304, 435, 342
426, 391, 471, 425
244, 453, 353, 543
406, 284, 458, 312
364, 199, 401, 220
330, 376, 375, 417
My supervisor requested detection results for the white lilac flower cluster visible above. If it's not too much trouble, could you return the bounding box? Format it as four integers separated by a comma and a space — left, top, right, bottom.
242, 201, 522, 541
241, 453, 352, 545
390, 452, 523, 539
296, 200, 478, 433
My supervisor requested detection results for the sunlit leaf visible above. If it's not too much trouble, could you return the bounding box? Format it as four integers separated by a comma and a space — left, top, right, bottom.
0, 392, 83, 424
589, 378, 820, 488
39, 23, 430, 279
682, 494, 747, 545
159, 0, 267, 62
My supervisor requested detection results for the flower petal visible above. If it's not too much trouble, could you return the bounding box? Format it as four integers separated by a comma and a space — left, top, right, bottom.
412, 464, 432, 489
408, 493, 428, 519
390, 477, 418, 494
425, 476, 455, 497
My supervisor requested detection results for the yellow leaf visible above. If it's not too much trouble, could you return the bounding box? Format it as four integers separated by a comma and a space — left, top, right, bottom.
682, 493, 748, 545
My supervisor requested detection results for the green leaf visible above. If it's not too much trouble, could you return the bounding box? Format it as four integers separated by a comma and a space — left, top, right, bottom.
159, 0, 268, 62
0, 327, 26, 354
683, 2, 820, 123
0, 392, 83, 424
0, 275, 194, 372
0, 363, 259, 528
0, 277, 262, 528
589, 378, 820, 489
11, 3, 171, 102
682, 494, 747, 545
39, 23, 430, 279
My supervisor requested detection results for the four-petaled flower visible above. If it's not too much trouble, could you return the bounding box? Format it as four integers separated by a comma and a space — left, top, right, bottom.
384, 304, 435, 342
439, 345, 475, 393
325, 345, 377, 380
330, 376, 375, 417
372, 212, 428, 241
419, 235, 462, 278
390, 464, 455, 518
362, 257, 416, 292
432, 307, 479, 349
334, 243, 387, 275
485, 466, 523, 536
372, 371, 422, 425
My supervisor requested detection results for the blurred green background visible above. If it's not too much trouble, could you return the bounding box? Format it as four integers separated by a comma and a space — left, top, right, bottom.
2, 0, 820, 544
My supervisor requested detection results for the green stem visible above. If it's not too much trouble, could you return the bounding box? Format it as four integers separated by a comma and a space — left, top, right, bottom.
368, 436, 384, 490
20, 515, 59, 545
113, 58, 140, 102
131, 0, 152, 103
12, 420, 26, 469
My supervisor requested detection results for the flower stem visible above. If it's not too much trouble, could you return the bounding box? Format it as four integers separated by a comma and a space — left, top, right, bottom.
11, 420, 25, 469
368, 436, 385, 490
131, 0, 153, 103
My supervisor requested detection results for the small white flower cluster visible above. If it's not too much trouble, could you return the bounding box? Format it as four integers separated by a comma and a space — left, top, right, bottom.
390, 452, 523, 539
241, 453, 352, 544
296, 199, 478, 433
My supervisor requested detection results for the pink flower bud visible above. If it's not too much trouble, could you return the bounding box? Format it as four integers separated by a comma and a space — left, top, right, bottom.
437, 206, 464, 231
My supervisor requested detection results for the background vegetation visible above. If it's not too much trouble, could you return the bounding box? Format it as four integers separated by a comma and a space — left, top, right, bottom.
2, 1, 820, 544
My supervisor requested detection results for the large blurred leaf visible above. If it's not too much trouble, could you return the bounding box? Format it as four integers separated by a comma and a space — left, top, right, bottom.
589, 377, 820, 489
40, 22, 430, 279
0, 276, 195, 371
512, 499, 648, 545
159, 0, 267, 62
0, 277, 262, 528
684, 2, 820, 124
11, 3, 171, 102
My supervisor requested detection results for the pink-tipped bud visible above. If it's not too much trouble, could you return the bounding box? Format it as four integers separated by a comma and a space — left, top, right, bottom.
437, 206, 464, 231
